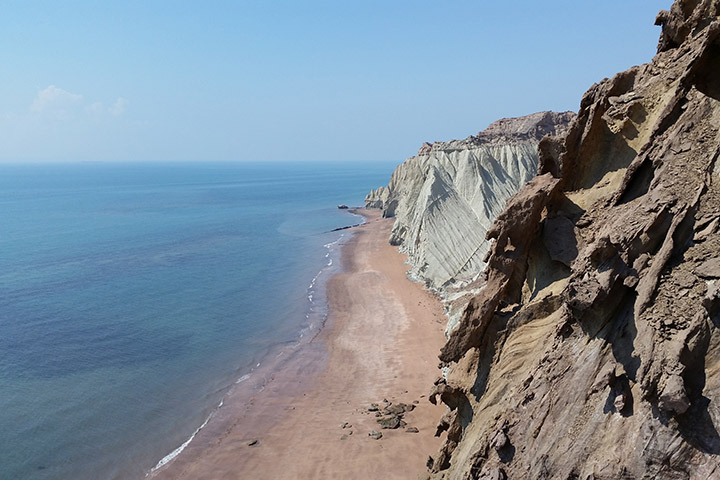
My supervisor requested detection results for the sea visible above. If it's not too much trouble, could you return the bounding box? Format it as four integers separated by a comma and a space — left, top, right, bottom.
0, 161, 394, 480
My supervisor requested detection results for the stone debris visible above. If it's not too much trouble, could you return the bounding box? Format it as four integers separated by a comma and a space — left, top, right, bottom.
378, 416, 405, 430
365, 401, 416, 430
368, 430, 383, 440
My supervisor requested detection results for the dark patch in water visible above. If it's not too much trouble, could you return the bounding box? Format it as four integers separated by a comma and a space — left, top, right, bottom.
327, 223, 362, 233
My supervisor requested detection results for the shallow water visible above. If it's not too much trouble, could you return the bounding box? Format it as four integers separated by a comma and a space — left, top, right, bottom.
0, 161, 392, 479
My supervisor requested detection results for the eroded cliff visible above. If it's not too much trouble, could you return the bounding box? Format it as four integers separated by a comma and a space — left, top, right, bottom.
365, 112, 575, 297
427, 1, 720, 478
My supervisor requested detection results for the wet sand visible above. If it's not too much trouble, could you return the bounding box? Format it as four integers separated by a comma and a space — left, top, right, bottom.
153, 209, 446, 480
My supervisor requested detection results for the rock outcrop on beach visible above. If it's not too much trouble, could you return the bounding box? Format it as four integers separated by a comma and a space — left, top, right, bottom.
365, 112, 575, 298
423, 1, 720, 478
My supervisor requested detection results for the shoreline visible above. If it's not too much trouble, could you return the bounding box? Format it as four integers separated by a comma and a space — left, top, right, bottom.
147, 216, 354, 478
146, 209, 367, 475
152, 209, 447, 479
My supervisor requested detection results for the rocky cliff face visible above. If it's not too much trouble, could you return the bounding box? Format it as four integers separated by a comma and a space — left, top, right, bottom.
365, 112, 575, 301
426, 1, 720, 479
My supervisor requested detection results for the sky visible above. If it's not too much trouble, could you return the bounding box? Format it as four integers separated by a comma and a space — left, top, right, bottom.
0, 0, 672, 163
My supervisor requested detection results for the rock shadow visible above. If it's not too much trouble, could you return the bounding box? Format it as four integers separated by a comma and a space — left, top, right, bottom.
677, 318, 720, 454
577, 284, 641, 382
692, 41, 720, 101
470, 309, 515, 402
458, 393, 475, 431
602, 373, 635, 417
497, 442, 516, 464
677, 395, 720, 454
617, 158, 655, 205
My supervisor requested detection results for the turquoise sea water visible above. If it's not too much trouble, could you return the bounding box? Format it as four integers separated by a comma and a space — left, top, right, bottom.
0, 162, 392, 479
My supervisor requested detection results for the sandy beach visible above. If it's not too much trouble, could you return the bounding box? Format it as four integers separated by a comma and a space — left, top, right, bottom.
152, 209, 447, 479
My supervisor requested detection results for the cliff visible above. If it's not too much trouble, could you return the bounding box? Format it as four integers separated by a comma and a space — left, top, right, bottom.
365, 112, 575, 299
425, 1, 720, 479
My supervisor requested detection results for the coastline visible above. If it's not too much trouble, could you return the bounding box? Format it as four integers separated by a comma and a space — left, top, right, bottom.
151, 209, 447, 479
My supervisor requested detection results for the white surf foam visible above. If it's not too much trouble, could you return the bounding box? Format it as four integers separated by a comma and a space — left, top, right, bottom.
148, 414, 213, 475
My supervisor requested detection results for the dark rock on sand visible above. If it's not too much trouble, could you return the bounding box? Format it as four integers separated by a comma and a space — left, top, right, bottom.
377, 415, 406, 429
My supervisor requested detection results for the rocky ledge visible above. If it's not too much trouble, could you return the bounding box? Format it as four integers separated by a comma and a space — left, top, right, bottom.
427, 1, 720, 478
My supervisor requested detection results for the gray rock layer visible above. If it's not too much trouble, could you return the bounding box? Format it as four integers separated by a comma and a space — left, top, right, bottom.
365, 111, 575, 296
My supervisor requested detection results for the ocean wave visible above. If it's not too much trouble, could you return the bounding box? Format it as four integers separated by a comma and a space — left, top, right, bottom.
148, 414, 213, 475
323, 233, 344, 249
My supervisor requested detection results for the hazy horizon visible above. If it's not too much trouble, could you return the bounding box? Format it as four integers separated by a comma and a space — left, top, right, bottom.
1, 1, 670, 164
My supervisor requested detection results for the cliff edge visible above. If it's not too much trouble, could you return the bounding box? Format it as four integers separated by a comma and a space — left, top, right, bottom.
428, 1, 720, 478
365, 112, 574, 306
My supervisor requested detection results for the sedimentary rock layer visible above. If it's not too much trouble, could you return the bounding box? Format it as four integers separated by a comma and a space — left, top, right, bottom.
428, 1, 720, 478
365, 111, 574, 296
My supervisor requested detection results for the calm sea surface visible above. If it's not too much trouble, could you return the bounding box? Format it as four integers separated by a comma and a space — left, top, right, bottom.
0, 161, 393, 479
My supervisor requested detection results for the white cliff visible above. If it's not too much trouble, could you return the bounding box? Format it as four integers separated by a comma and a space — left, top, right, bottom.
366, 111, 575, 329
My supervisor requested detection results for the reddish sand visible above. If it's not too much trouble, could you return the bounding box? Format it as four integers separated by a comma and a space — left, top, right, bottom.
153, 210, 446, 480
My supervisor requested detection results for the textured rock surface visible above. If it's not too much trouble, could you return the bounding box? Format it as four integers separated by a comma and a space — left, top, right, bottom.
427, 2, 720, 479
365, 112, 575, 298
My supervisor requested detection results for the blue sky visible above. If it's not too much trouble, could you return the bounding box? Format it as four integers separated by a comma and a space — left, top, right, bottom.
0, 0, 671, 163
